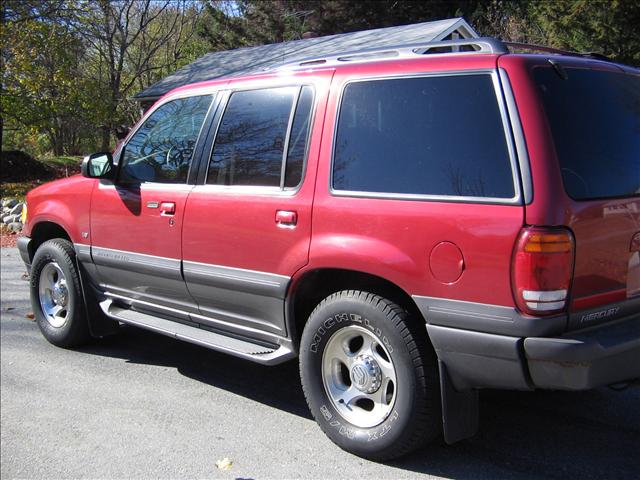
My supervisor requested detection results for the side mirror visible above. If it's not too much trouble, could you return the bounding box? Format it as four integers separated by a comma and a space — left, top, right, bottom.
81, 152, 114, 179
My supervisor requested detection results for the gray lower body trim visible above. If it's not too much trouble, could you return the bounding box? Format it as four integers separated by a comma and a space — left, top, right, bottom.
183, 260, 290, 335
183, 260, 289, 298
92, 246, 182, 280
422, 296, 640, 392
77, 244, 292, 345
524, 314, 640, 390
427, 324, 532, 391
90, 246, 197, 313
413, 295, 566, 337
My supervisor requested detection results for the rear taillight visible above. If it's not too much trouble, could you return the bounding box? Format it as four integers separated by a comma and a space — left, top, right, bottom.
512, 227, 575, 316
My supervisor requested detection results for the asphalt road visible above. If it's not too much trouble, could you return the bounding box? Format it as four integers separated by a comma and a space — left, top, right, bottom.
1, 247, 639, 479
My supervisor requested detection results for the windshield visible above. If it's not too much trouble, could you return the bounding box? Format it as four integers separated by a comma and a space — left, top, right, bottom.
534, 66, 640, 200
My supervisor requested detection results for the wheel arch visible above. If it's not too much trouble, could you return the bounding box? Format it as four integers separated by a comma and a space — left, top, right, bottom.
27, 221, 73, 261
287, 268, 427, 348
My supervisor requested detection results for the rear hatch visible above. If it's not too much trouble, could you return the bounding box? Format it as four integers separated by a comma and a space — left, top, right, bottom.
533, 62, 640, 329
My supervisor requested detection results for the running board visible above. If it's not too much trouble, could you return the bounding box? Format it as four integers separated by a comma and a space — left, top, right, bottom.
101, 300, 295, 365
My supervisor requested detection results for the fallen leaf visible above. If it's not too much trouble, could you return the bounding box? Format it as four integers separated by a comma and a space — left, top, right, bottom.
215, 458, 233, 471
25, 312, 35, 320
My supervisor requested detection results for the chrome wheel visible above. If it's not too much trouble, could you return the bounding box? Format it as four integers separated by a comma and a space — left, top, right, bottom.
38, 262, 69, 328
321, 325, 397, 428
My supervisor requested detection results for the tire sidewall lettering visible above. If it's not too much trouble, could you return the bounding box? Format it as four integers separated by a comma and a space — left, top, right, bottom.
307, 304, 411, 445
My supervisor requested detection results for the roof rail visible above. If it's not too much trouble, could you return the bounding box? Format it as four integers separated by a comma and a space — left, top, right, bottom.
270, 37, 611, 73
272, 37, 508, 71
505, 41, 610, 61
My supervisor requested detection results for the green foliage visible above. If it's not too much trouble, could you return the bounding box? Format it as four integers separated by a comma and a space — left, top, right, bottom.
1, 2, 91, 155
1, 0, 638, 166
528, 0, 640, 66
198, 0, 491, 49
1, 0, 207, 157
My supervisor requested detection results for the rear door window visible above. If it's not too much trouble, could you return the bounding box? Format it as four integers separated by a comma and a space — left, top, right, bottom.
207, 86, 314, 189
534, 67, 640, 200
332, 74, 516, 200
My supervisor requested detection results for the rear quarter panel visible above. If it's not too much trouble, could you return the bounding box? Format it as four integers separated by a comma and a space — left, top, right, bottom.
305, 56, 525, 306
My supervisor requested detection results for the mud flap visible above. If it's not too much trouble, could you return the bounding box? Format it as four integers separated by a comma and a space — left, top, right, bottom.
439, 360, 479, 444
75, 259, 120, 338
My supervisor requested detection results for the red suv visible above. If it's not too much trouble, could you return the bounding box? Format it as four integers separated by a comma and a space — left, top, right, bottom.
18, 38, 640, 460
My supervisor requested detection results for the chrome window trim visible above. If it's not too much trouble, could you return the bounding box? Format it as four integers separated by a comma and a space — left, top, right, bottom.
203, 83, 317, 194
115, 92, 217, 184
329, 69, 524, 205
283, 85, 316, 191
97, 181, 195, 192
189, 183, 299, 197
498, 68, 533, 204
280, 87, 301, 189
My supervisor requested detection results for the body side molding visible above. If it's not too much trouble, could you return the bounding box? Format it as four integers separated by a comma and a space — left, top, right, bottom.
414, 294, 566, 337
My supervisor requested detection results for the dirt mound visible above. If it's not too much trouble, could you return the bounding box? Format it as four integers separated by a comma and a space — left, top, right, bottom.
0, 150, 56, 183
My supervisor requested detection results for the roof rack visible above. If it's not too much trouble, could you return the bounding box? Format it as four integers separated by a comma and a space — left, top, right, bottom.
271, 37, 610, 72
504, 41, 610, 61
273, 37, 508, 71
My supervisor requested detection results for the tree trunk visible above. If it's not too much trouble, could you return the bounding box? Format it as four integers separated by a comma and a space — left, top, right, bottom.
100, 126, 110, 152
53, 134, 64, 156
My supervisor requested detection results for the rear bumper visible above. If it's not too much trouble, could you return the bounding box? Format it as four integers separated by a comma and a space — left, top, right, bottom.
524, 315, 640, 390
17, 236, 32, 272
416, 296, 640, 391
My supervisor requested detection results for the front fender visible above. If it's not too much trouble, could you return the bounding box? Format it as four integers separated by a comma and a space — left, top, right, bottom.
23, 176, 94, 242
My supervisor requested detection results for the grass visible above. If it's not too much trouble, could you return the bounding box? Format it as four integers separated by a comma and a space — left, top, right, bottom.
41, 155, 83, 166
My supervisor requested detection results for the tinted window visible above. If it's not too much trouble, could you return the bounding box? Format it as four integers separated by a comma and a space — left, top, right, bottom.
120, 95, 212, 184
208, 87, 296, 187
332, 75, 515, 198
285, 86, 314, 188
534, 67, 640, 200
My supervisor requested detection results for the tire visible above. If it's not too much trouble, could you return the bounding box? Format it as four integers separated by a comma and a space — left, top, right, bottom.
30, 238, 90, 347
299, 290, 441, 461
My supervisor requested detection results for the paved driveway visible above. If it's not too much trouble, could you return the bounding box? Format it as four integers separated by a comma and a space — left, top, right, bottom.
1, 247, 639, 479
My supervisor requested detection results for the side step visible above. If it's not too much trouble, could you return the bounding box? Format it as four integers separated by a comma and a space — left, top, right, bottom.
102, 301, 295, 365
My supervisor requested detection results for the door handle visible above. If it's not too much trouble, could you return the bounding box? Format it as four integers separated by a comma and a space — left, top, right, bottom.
160, 202, 176, 215
275, 210, 297, 228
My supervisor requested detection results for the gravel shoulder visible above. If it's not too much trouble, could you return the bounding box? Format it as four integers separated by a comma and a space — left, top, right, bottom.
1, 247, 639, 479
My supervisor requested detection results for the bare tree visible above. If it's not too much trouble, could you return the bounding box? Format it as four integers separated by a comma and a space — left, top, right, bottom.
78, 0, 199, 151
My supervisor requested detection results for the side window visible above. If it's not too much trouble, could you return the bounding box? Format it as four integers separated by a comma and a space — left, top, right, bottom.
332, 75, 515, 199
285, 86, 314, 188
207, 86, 313, 188
120, 95, 212, 184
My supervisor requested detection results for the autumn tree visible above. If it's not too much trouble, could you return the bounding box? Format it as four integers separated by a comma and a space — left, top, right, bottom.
1, 1, 91, 155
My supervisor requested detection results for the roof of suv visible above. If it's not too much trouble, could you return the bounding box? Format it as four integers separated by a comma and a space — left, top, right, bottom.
163, 37, 629, 100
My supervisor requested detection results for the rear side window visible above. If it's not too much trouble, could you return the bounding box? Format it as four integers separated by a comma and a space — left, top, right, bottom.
332, 74, 515, 199
534, 67, 640, 200
207, 86, 313, 188
285, 86, 314, 188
